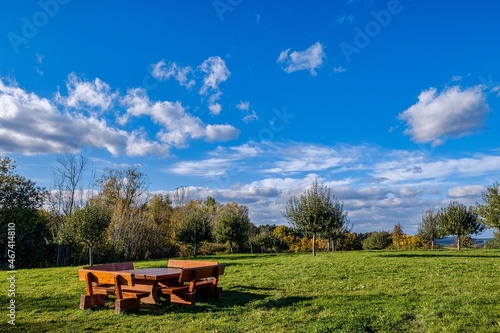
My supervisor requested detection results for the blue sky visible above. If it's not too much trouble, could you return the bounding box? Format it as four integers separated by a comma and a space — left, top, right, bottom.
1, 0, 499, 235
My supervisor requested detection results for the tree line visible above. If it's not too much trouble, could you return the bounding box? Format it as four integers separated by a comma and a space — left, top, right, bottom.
1, 154, 499, 268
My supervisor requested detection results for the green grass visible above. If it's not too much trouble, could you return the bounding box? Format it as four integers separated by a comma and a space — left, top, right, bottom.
2, 250, 500, 332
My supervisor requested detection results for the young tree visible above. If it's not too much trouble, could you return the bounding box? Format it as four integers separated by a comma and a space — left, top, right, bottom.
282, 179, 342, 256
214, 202, 250, 254
176, 200, 213, 257
475, 181, 500, 230
417, 208, 441, 249
68, 202, 110, 265
391, 222, 404, 250
437, 202, 485, 251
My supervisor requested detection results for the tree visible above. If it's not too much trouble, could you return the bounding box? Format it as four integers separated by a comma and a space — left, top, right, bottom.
476, 181, 500, 230
282, 179, 342, 256
50, 153, 88, 267
391, 222, 404, 250
0, 157, 51, 268
437, 202, 485, 251
176, 200, 213, 257
96, 166, 151, 261
362, 231, 392, 250
214, 202, 250, 254
417, 208, 441, 250
322, 200, 350, 252
68, 202, 110, 265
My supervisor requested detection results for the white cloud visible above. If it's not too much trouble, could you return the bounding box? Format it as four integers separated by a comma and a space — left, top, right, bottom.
243, 111, 259, 123
236, 101, 250, 111
208, 103, 222, 115
277, 42, 325, 76
199, 56, 230, 93
59, 73, 118, 111
205, 124, 240, 142
198, 56, 230, 114
333, 66, 347, 73
151, 60, 195, 88
121, 88, 239, 147
398, 85, 490, 145
0, 79, 162, 156
447, 185, 485, 198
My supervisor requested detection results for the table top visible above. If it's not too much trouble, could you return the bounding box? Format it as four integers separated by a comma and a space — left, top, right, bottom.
121, 268, 182, 281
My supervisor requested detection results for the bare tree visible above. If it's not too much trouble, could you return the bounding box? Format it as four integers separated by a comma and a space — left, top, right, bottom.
173, 186, 190, 207
53, 153, 88, 215
50, 153, 88, 266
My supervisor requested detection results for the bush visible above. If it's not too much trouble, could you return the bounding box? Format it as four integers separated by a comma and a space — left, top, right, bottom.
362, 231, 392, 250
485, 232, 500, 249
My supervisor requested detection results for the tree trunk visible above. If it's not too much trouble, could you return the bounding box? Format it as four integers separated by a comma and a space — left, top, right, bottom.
89, 245, 93, 266
229, 241, 234, 254
457, 236, 461, 251
431, 240, 434, 250
312, 233, 316, 256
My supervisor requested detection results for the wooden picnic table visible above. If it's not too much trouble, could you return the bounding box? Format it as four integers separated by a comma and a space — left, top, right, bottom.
120, 268, 182, 304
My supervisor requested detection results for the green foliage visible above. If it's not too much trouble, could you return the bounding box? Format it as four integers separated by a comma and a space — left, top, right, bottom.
484, 231, 500, 249
476, 181, 500, 230
176, 200, 213, 257
362, 231, 392, 250
0, 157, 52, 268
67, 202, 110, 265
214, 202, 250, 253
417, 208, 442, 249
282, 178, 347, 256
437, 202, 485, 251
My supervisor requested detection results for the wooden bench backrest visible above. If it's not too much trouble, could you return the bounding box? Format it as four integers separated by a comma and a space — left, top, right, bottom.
168, 259, 218, 268
82, 262, 134, 271
78, 269, 135, 300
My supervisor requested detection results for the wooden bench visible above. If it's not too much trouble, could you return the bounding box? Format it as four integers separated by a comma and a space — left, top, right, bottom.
167, 260, 225, 297
82, 261, 134, 271
78, 269, 149, 314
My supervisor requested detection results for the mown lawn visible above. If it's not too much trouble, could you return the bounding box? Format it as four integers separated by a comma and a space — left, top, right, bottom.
1, 250, 499, 333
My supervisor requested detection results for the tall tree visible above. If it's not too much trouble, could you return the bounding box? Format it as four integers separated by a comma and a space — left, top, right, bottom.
97, 166, 151, 261
282, 179, 340, 256
391, 222, 404, 250
0, 157, 51, 268
417, 208, 441, 250
475, 181, 500, 230
437, 202, 485, 251
50, 153, 88, 266
176, 200, 213, 257
214, 202, 250, 254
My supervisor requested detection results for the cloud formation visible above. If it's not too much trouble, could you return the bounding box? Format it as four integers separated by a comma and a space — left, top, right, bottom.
151, 60, 195, 88
199, 56, 231, 114
277, 42, 325, 75
58, 72, 118, 111
399, 86, 490, 146
0, 74, 240, 156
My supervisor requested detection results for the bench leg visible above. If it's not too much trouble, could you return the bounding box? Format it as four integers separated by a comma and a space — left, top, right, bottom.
170, 292, 196, 308
80, 294, 107, 309
115, 298, 140, 314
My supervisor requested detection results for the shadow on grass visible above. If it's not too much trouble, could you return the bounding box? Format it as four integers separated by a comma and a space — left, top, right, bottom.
136, 289, 311, 316
376, 252, 500, 259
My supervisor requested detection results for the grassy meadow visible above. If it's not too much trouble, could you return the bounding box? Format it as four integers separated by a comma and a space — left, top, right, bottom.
1, 250, 499, 333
